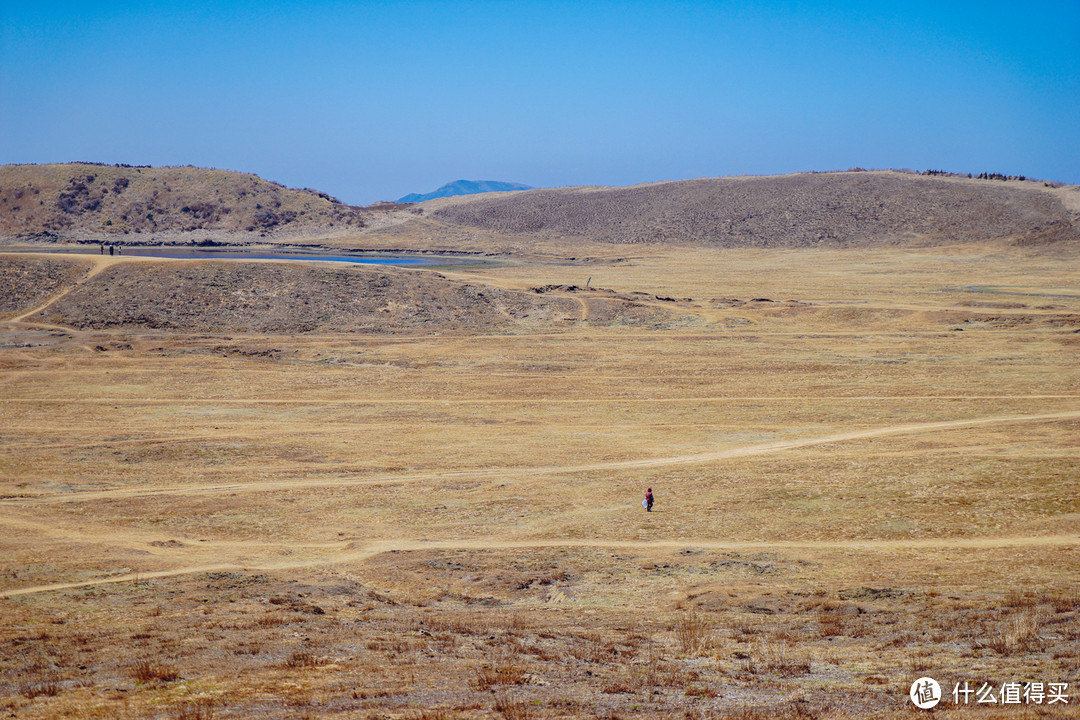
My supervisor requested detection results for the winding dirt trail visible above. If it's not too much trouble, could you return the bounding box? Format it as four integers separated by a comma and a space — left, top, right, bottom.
7, 255, 123, 324
2, 533, 1076, 599
4, 409, 1077, 505
2, 408, 1077, 599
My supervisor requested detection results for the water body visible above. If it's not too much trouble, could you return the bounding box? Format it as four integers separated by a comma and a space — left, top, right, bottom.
4, 247, 462, 266
120, 248, 448, 265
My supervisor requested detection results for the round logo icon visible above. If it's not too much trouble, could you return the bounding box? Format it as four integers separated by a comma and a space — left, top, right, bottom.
910, 677, 941, 709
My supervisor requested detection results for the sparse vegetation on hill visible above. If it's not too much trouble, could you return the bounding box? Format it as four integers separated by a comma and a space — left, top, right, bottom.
0, 163, 369, 239
2, 256, 688, 334
0, 254, 90, 314
432, 171, 1080, 248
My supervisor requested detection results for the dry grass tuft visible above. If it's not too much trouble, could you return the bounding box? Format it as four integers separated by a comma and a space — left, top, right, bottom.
284, 650, 320, 668
473, 663, 529, 691
1045, 590, 1080, 613
130, 658, 180, 684
493, 690, 532, 720
676, 609, 714, 656
19, 673, 61, 699
988, 611, 1046, 654
744, 638, 813, 676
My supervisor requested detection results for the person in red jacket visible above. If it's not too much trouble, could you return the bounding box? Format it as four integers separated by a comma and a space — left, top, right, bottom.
644, 487, 654, 512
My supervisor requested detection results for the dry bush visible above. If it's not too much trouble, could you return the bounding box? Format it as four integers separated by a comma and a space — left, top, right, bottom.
499, 612, 534, 632
19, 672, 61, 699
131, 658, 180, 684
816, 602, 869, 639
988, 611, 1046, 654
568, 631, 616, 663
628, 641, 668, 688
601, 678, 635, 694
726, 614, 764, 641
744, 638, 812, 676
493, 690, 532, 720
426, 614, 488, 636
255, 612, 289, 628
1044, 591, 1080, 613
473, 662, 529, 691
284, 650, 319, 668
523, 642, 560, 661
906, 648, 934, 674
676, 609, 714, 656
685, 684, 720, 698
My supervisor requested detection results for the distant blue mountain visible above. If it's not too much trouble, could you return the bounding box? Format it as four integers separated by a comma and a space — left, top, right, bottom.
398, 180, 533, 204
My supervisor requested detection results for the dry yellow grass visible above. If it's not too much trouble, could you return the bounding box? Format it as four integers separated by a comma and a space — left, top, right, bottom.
0, 240, 1078, 719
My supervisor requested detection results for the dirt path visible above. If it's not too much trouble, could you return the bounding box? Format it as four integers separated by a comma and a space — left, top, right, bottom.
4, 409, 1077, 505
8, 255, 123, 324
3, 532, 1076, 599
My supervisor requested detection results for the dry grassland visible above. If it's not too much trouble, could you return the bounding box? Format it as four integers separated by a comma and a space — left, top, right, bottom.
1, 242, 1078, 719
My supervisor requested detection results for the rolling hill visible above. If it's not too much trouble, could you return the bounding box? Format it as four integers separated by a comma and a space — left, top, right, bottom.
3, 165, 1078, 252
429, 171, 1080, 249
0, 163, 370, 240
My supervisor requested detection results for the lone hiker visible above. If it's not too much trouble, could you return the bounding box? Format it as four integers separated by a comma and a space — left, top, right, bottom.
644, 487, 654, 512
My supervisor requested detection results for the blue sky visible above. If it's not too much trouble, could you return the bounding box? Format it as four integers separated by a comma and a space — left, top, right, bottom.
2, 1, 1078, 204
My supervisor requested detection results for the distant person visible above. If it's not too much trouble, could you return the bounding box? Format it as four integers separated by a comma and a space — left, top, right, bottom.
108, 244, 114, 256
99, 243, 104, 255
644, 487, 654, 512
117, 245, 122, 255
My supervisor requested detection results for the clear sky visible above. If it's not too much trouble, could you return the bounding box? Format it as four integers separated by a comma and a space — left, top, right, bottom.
2, 1, 1078, 204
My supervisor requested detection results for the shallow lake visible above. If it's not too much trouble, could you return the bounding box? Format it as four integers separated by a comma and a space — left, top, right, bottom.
7, 247, 461, 266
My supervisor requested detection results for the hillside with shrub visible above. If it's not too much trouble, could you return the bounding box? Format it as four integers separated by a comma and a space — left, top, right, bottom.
430, 171, 1080, 249
0, 163, 370, 240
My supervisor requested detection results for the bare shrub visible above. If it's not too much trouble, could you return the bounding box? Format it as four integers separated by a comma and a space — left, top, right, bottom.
745, 638, 812, 676
473, 662, 528, 690
988, 611, 1045, 654
284, 650, 319, 668
906, 648, 933, 674
629, 640, 667, 688
19, 673, 61, 699
131, 658, 180, 684
1045, 590, 1080, 613
676, 609, 714, 656
255, 612, 289, 628
426, 614, 487, 635
568, 631, 615, 663
494, 690, 532, 720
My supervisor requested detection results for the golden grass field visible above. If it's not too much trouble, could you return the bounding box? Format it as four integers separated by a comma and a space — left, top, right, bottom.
1, 239, 1078, 719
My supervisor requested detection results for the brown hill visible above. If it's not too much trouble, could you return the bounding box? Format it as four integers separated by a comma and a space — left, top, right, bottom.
3, 256, 687, 334
0, 163, 370, 240
430, 171, 1080, 249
